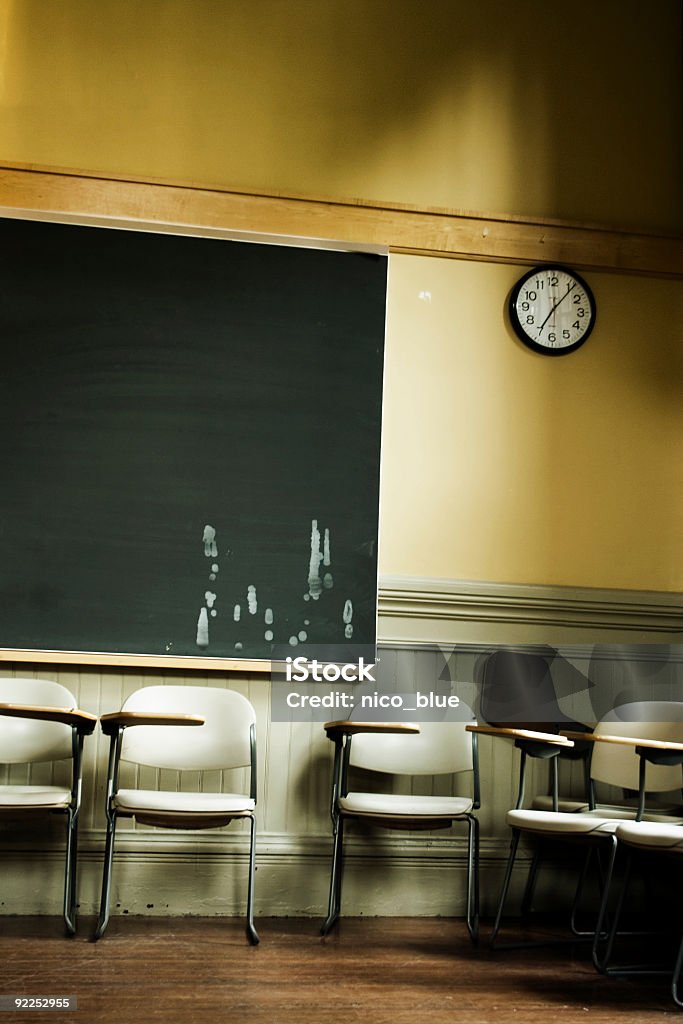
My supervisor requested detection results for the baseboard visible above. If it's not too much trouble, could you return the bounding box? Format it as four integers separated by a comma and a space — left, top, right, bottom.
0, 830, 528, 920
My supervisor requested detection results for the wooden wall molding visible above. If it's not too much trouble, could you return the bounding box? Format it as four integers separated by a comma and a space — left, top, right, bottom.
378, 575, 683, 645
0, 162, 682, 277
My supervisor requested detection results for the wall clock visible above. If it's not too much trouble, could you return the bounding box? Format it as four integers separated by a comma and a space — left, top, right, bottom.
508, 265, 596, 355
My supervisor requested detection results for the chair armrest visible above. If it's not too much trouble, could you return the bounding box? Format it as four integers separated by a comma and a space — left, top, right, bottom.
0, 702, 97, 734
99, 710, 205, 736
561, 730, 683, 770
566, 731, 683, 819
561, 730, 683, 753
323, 720, 420, 741
467, 724, 575, 747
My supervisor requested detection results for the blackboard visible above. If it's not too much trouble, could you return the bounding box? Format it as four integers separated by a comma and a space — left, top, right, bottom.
0, 216, 387, 665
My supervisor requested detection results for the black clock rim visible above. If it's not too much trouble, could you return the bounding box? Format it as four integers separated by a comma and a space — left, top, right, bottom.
508, 264, 596, 356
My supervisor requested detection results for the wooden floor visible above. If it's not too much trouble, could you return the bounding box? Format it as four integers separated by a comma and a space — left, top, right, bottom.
0, 916, 678, 1023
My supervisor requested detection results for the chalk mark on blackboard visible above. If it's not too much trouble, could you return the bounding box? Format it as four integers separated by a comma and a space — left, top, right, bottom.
202, 525, 218, 558
197, 524, 221, 647
344, 599, 354, 639
194, 517, 357, 652
307, 519, 323, 601
196, 607, 209, 647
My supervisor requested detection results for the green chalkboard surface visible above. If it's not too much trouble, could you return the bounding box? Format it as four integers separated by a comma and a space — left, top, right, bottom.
0, 217, 386, 663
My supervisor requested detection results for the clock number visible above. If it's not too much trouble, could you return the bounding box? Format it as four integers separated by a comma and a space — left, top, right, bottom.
526, 315, 535, 325
521, 301, 530, 311
549, 275, 558, 286
548, 332, 556, 343
573, 293, 582, 303
562, 330, 570, 340
572, 321, 580, 329
577, 308, 585, 317
525, 290, 537, 301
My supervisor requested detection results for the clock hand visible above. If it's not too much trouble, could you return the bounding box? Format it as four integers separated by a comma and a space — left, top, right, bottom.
537, 282, 577, 334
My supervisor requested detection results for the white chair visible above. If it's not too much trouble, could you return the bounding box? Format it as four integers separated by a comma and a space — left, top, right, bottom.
0, 677, 97, 934
490, 701, 683, 950
95, 685, 259, 944
321, 710, 481, 943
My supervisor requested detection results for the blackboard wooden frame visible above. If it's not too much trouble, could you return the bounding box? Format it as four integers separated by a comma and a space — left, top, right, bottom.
0, 208, 387, 672
1, 162, 680, 278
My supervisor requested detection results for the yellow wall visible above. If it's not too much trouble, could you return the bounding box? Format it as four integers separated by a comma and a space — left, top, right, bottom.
382, 258, 683, 590
1, 0, 681, 232
0, 0, 681, 592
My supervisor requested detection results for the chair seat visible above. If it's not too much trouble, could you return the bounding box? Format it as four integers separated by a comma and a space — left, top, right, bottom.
114, 789, 255, 816
340, 791, 473, 818
508, 806, 683, 837
0, 784, 72, 809
616, 821, 683, 851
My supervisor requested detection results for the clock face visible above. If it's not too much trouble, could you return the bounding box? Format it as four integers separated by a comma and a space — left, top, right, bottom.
508, 265, 596, 355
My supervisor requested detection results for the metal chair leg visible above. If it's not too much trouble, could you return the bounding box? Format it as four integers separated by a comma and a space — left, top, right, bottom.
465, 814, 480, 944
321, 814, 344, 936
594, 847, 632, 973
489, 828, 521, 949
550, 757, 559, 813
63, 809, 79, 936
520, 843, 542, 918
94, 810, 118, 940
245, 814, 259, 945
490, 832, 600, 951
569, 846, 599, 937
672, 931, 683, 1007
515, 752, 528, 809
590, 834, 618, 969
596, 848, 675, 980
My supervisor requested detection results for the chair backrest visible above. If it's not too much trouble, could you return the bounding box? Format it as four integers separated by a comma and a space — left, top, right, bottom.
349, 710, 476, 776
591, 701, 683, 792
479, 649, 557, 727
120, 685, 256, 771
0, 677, 76, 764
478, 647, 587, 730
